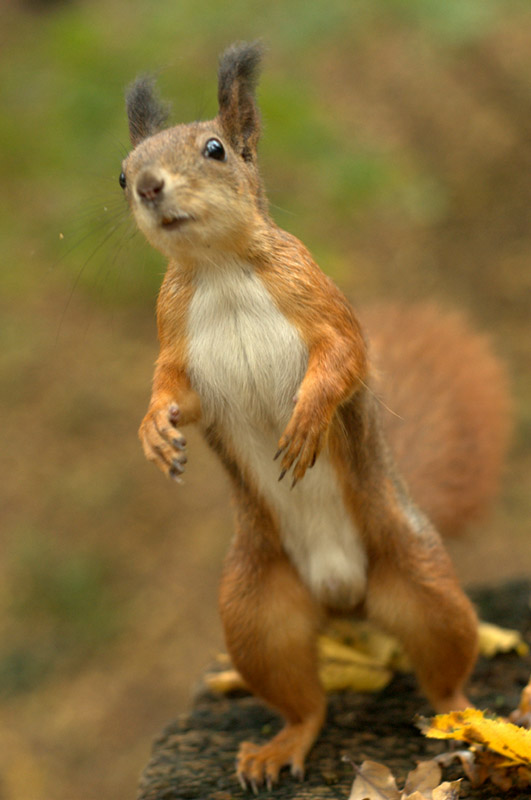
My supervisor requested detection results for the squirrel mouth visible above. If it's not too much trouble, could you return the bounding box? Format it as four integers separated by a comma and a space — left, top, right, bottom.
160, 212, 192, 231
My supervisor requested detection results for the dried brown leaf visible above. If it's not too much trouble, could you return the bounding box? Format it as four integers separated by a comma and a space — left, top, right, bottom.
347, 760, 461, 800
435, 742, 531, 791
432, 780, 461, 800
348, 760, 400, 800
510, 672, 531, 727
403, 761, 442, 797
435, 750, 480, 785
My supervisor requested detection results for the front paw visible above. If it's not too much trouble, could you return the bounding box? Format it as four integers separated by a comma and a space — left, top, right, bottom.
275, 404, 329, 486
139, 402, 188, 482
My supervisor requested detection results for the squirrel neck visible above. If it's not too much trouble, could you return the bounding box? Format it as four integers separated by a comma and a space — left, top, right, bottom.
166, 214, 290, 280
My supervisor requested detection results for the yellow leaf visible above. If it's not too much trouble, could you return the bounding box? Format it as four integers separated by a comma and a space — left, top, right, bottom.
319, 660, 392, 693
319, 634, 394, 666
325, 619, 407, 670
204, 669, 247, 694
478, 622, 528, 658
420, 709, 531, 765
318, 635, 393, 692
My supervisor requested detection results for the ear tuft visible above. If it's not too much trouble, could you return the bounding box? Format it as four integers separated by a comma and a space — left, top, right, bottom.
217, 41, 264, 161
125, 76, 170, 147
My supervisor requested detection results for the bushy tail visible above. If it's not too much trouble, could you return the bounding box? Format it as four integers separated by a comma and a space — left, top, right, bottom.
362, 303, 511, 536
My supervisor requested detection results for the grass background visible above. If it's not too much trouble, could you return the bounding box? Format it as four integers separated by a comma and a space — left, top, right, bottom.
1, 1, 530, 798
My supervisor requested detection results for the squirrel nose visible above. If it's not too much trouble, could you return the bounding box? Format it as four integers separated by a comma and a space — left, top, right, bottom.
136, 171, 165, 203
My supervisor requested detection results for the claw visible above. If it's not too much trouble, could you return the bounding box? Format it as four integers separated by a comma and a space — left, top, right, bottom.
171, 458, 185, 473
168, 468, 183, 483
250, 778, 259, 795
273, 447, 283, 461
291, 476, 298, 489
172, 436, 187, 450
278, 468, 287, 482
237, 772, 247, 791
291, 765, 305, 781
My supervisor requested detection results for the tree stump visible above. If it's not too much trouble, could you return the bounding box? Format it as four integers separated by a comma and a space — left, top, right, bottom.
138, 581, 531, 799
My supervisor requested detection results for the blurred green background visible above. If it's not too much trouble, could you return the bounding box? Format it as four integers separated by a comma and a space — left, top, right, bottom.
1, 1, 530, 798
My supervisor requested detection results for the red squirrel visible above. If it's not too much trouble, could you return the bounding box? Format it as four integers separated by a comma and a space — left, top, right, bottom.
120, 42, 510, 790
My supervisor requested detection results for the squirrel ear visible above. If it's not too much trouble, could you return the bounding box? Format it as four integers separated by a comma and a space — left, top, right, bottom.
125, 76, 170, 147
217, 41, 263, 161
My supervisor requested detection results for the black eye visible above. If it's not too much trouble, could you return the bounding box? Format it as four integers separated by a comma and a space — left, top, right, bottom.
203, 138, 226, 161
119, 171, 127, 189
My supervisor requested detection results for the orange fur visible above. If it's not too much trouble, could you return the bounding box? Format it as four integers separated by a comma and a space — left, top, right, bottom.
362, 303, 510, 535
122, 43, 510, 790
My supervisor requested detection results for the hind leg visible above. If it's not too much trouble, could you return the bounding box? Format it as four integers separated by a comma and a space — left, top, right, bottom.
365, 529, 478, 712
219, 547, 326, 790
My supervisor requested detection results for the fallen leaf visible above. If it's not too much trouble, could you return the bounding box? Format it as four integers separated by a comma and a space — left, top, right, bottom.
326, 619, 408, 671
510, 673, 531, 728
436, 747, 531, 791
478, 622, 528, 658
348, 760, 400, 800
319, 660, 392, 693
347, 759, 460, 800
204, 669, 247, 693
432, 780, 461, 799
403, 761, 442, 796
419, 708, 531, 765
435, 750, 479, 784
318, 635, 393, 692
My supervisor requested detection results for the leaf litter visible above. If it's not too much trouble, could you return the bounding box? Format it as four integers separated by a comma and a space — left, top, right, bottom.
418, 703, 531, 792
346, 758, 460, 800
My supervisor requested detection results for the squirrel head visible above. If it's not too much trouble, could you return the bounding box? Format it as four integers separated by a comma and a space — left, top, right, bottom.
121, 42, 268, 261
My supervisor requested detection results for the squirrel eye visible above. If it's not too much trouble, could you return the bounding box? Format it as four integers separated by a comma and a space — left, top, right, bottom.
203, 138, 226, 161
119, 171, 127, 189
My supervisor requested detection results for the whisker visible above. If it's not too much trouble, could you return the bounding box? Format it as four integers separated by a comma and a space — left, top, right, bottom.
57, 208, 127, 241
55, 215, 130, 343
55, 207, 129, 265
106, 228, 144, 329
93, 219, 137, 298
83, 222, 138, 338
109, 134, 130, 161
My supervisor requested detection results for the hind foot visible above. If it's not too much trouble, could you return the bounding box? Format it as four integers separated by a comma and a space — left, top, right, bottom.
236, 719, 319, 792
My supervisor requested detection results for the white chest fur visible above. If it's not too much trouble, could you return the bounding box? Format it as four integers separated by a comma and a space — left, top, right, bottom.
187, 259, 367, 608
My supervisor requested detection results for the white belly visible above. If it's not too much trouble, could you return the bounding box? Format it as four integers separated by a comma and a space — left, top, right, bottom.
187, 260, 367, 607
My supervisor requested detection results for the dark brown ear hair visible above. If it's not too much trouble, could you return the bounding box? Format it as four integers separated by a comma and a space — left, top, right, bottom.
125, 76, 170, 147
217, 41, 263, 162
